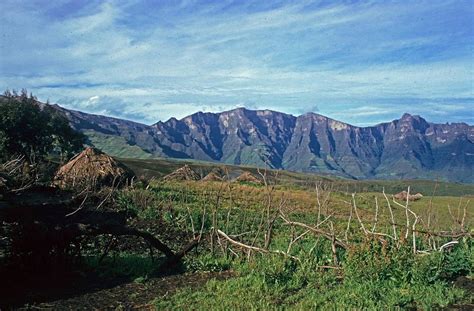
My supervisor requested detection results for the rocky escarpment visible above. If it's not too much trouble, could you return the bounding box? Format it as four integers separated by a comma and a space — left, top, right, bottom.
13, 97, 470, 183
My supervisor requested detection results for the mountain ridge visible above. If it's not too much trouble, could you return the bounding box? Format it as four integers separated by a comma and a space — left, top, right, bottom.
1, 96, 472, 183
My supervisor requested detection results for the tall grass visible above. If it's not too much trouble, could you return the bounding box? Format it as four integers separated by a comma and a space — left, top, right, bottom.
105, 179, 472, 309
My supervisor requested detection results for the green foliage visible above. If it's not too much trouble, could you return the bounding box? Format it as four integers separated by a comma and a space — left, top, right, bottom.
110, 181, 470, 309
115, 188, 160, 218
82, 130, 152, 159
184, 253, 232, 272
0, 91, 85, 162
155, 240, 472, 310
441, 239, 473, 279
86, 254, 157, 280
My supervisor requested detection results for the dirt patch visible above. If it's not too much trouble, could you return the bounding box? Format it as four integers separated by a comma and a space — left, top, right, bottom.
24, 270, 234, 310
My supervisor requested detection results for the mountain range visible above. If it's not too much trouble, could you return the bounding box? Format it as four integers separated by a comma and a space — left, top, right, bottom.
3, 96, 473, 183
50, 103, 473, 183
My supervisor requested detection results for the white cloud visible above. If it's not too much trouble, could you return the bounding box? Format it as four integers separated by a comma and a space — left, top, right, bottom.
0, 1, 472, 126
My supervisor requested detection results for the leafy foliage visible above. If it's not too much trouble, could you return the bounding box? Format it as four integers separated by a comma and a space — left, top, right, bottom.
0, 90, 85, 163
154, 242, 471, 310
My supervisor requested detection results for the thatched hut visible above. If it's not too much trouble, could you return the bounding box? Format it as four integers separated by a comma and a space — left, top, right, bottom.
201, 171, 223, 182
53, 147, 135, 190
234, 171, 261, 184
393, 191, 423, 201
163, 165, 200, 181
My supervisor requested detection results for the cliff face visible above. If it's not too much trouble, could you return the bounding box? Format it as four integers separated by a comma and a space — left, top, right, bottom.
53, 104, 474, 183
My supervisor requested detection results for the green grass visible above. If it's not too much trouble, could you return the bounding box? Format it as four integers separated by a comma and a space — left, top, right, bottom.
101, 180, 474, 309
84, 130, 153, 159
153, 242, 472, 310
117, 156, 474, 196
86, 254, 158, 280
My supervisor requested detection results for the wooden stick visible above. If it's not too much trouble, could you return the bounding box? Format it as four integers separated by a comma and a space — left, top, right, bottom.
383, 188, 398, 242
217, 229, 300, 262
279, 213, 347, 249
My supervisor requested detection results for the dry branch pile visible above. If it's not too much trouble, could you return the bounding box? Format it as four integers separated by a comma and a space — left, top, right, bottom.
0, 185, 199, 277
53, 147, 135, 190
0, 175, 7, 194
234, 171, 261, 184
209, 180, 470, 268
201, 171, 223, 182
163, 165, 200, 181
394, 191, 423, 201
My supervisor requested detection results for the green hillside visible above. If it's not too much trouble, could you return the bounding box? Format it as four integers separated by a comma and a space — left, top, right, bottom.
119, 157, 474, 197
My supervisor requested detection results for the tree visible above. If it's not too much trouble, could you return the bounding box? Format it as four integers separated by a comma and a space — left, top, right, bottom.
0, 90, 85, 163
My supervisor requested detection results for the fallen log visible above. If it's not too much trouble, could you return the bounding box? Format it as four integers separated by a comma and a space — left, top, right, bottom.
62, 223, 176, 257
0, 186, 199, 272
158, 236, 201, 272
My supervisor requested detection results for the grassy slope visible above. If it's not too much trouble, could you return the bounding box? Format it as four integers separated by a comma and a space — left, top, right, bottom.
84, 130, 153, 159
109, 180, 473, 309
119, 156, 474, 197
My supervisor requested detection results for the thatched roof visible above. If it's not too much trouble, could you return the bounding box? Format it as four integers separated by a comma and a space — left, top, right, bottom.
163, 165, 200, 181
53, 147, 135, 190
201, 171, 223, 182
393, 191, 423, 201
234, 171, 261, 184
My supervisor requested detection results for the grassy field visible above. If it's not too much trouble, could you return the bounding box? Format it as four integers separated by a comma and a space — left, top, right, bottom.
120, 156, 474, 197
7, 155, 472, 309
100, 176, 473, 309
84, 130, 154, 159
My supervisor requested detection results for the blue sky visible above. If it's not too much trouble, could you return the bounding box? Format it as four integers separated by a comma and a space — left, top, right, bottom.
1, 0, 473, 126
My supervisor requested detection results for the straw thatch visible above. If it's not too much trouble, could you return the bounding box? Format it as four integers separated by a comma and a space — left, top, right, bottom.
234, 171, 262, 184
393, 191, 423, 201
201, 171, 223, 182
53, 147, 135, 190
163, 165, 200, 181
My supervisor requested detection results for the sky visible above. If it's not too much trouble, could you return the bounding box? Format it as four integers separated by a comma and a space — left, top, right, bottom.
0, 0, 473, 126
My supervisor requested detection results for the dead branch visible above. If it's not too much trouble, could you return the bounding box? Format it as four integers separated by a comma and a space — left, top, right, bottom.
59, 223, 174, 257
439, 240, 459, 251
287, 229, 310, 254
351, 193, 368, 236
383, 188, 398, 242
65, 192, 90, 217
345, 200, 353, 242
372, 196, 379, 233
404, 186, 411, 239
279, 213, 347, 249
389, 222, 471, 238
158, 236, 201, 272
217, 229, 300, 262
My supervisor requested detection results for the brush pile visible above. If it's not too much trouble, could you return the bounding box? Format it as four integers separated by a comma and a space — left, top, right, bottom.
201, 171, 224, 182
163, 165, 200, 181
393, 190, 423, 201
234, 171, 261, 184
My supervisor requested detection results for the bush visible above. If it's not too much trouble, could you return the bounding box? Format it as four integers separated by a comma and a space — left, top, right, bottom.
115, 188, 161, 219
0, 90, 85, 164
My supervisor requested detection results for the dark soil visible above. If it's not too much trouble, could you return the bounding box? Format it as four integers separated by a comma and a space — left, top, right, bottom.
445, 276, 474, 311
5, 270, 234, 310
0, 185, 220, 310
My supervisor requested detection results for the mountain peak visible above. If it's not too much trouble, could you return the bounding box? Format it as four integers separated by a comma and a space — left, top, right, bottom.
400, 113, 425, 123
26, 100, 473, 183
221, 107, 249, 114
